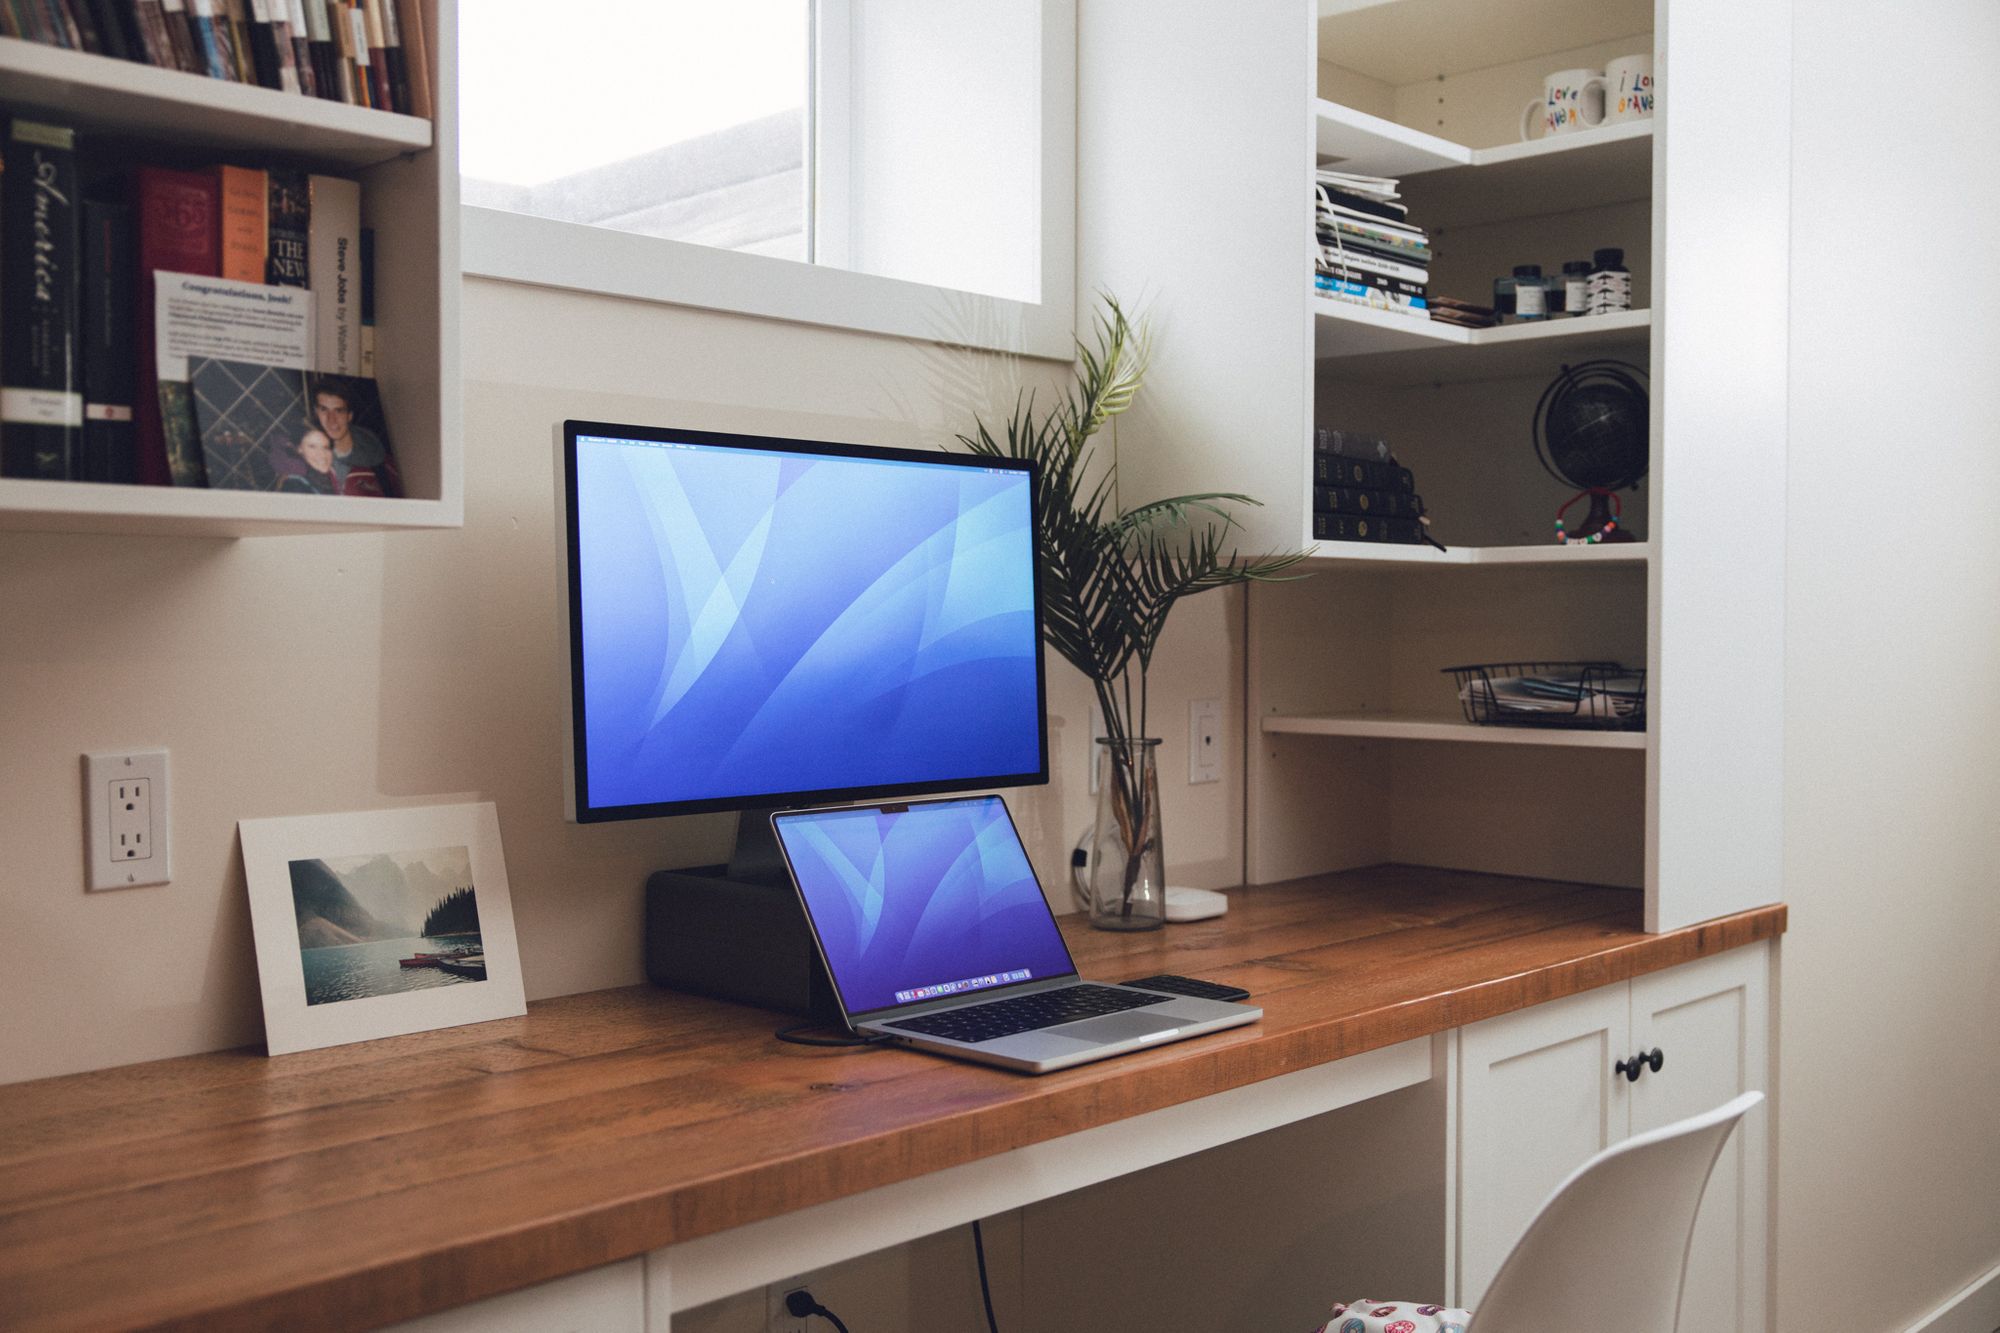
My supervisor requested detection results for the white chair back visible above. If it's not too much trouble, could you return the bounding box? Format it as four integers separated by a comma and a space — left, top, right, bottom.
1466, 1090, 1763, 1333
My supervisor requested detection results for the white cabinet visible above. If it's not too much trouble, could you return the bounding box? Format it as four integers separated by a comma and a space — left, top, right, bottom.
1453, 943, 1772, 1324
382, 1258, 646, 1333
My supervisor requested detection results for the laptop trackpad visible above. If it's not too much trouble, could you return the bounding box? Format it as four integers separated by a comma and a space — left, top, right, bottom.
1057, 1011, 1189, 1043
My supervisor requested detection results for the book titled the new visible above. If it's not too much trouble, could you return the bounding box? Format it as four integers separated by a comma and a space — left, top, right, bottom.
308, 174, 361, 374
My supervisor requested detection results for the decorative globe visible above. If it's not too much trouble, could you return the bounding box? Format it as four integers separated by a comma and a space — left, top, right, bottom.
1534, 360, 1649, 493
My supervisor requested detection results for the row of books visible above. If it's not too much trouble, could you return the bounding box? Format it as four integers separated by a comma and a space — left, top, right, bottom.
1, 114, 402, 496
1314, 168, 1431, 320
1311, 427, 1432, 546
3, 0, 433, 117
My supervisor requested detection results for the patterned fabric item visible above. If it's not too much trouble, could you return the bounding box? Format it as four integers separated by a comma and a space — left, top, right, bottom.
1313, 1298, 1473, 1333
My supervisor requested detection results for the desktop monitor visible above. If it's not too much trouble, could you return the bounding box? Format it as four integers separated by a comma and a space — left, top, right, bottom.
561, 420, 1048, 826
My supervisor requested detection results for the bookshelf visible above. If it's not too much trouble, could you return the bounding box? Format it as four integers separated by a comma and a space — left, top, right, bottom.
1079, 0, 1788, 938
0, 15, 460, 538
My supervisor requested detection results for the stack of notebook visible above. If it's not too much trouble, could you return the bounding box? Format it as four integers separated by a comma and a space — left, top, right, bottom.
1313, 168, 1430, 318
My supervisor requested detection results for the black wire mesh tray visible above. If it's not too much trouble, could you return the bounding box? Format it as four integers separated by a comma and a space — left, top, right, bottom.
1442, 660, 1647, 731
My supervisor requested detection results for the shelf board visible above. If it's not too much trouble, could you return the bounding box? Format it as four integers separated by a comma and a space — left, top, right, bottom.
0, 38, 431, 167
0, 478, 461, 538
1315, 304, 1650, 383
1262, 712, 1648, 750
1301, 540, 1651, 569
1315, 100, 1652, 230
1408, 121, 1654, 229
1314, 99, 1469, 180
1317, 0, 1652, 86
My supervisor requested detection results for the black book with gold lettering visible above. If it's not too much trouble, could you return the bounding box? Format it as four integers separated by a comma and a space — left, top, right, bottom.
1312, 511, 1426, 545
1, 119, 82, 480
1312, 485, 1424, 518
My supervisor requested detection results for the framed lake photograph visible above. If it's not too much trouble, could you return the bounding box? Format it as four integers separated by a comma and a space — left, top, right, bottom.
239, 802, 526, 1055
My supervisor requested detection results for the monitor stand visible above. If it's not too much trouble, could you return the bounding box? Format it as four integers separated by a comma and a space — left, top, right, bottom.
643, 807, 841, 1022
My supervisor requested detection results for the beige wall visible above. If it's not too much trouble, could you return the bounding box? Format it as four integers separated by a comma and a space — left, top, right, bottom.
0, 278, 1246, 1085
1779, 1, 2000, 1327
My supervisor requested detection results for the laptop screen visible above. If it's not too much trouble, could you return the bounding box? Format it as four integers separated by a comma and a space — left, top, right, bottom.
773, 796, 1078, 1017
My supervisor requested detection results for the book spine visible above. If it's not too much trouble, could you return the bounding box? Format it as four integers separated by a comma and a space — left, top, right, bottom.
1314, 276, 1428, 314
185, 0, 231, 78
358, 224, 374, 376
360, 0, 390, 110
127, 0, 172, 66
1315, 266, 1427, 299
157, 0, 200, 72
391, 0, 430, 118
1314, 453, 1416, 493
284, 0, 314, 94
223, 0, 263, 83
132, 165, 220, 486
45, 0, 83, 48
302, 0, 335, 98
373, 0, 406, 113
1311, 427, 1390, 464
307, 172, 360, 373
214, 163, 267, 282
1, 119, 82, 480
1311, 511, 1426, 545
265, 167, 309, 286
66, 0, 106, 52
1311, 485, 1424, 518
80, 198, 137, 483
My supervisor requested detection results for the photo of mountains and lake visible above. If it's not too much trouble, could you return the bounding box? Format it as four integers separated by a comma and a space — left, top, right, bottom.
288, 845, 487, 1007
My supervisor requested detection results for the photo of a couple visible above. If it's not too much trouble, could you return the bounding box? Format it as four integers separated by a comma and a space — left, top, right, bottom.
190, 358, 403, 497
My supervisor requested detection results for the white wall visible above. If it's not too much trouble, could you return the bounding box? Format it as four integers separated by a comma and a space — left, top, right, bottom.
1780, 1, 2000, 1327
0, 278, 1245, 1085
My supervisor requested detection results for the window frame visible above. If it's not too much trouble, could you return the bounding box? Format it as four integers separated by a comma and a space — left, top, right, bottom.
459, 0, 1076, 360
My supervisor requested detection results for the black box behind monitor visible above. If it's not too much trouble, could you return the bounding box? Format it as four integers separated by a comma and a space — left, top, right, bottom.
645, 869, 841, 1023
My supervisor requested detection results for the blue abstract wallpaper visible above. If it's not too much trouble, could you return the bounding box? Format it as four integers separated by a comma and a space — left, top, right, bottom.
777, 798, 1075, 1014
574, 435, 1043, 810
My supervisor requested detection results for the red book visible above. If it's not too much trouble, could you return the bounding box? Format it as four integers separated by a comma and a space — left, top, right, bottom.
133, 167, 220, 487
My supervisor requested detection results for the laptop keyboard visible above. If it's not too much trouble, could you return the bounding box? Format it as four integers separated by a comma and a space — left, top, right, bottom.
885, 984, 1171, 1044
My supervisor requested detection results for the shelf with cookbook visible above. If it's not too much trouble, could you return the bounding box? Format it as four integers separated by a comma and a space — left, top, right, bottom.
1079, 0, 1787, 942
0, 2, 460, 538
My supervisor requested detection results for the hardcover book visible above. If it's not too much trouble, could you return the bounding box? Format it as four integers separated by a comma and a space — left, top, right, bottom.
80, 198, 139, 484
308, 173, 361, 373
1313, 485, 1423, 518
134, 166, 221, 486
1314, 454, 1416, 493
266, 169, 310, 287
1312, 511, 1425, 544
215, 164, 269, 284
1, 119, 83, 481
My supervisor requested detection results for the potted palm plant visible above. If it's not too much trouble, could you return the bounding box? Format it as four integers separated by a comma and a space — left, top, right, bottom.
958, 298, 1306, 929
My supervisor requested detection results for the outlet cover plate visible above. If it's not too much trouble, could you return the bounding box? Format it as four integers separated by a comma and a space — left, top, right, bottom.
83, 749, 171, 891
1189, 698, 1222, 784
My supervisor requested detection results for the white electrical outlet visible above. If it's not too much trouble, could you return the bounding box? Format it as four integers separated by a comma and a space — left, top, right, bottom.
766, 1285, 812, 1333
1189, 698, 1222, 784
1088, 701, 1106, 794
83, 749, 171, 891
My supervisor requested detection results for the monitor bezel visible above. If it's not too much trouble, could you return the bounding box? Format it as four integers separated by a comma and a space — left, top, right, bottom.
563, 418, 1050, 824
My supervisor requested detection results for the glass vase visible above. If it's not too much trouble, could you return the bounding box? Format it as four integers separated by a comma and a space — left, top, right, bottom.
1088, 737, 1166, 931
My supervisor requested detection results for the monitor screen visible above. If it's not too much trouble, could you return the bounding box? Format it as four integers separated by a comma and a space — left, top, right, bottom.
772, 796, 1077, 1016
564, 421, 1047, 820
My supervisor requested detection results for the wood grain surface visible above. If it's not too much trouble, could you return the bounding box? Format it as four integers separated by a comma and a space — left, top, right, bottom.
0, 865, 1785, 1332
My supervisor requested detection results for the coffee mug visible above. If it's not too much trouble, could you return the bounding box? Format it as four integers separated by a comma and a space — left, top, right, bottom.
1521, 68, 1606, 141
1606, 53, 1655, 122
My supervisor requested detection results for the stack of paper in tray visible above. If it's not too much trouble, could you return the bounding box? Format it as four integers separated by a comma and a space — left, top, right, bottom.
1313, 168, 1430, 318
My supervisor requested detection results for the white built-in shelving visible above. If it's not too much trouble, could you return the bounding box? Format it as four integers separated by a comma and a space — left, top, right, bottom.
1082, 0, 1789, 933
1312, 302, 1650, 381
1261, 712, 1647, 750
0, 17, 460, 539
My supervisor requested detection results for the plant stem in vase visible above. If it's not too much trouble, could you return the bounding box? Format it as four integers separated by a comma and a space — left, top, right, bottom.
1090, 737, 1165, 930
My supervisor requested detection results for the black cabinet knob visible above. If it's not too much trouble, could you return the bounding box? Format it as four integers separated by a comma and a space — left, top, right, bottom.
1615, 1048, 1666, 1082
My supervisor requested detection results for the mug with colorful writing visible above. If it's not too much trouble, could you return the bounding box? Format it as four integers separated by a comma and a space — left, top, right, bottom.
1606, 54, 1655, 122
1520, 68, 1606, 141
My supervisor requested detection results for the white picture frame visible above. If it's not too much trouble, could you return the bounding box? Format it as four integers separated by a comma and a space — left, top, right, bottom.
239, 802, 526, 1056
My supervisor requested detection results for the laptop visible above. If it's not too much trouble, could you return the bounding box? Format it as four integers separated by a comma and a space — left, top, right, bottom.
770, 794, 1261, 1074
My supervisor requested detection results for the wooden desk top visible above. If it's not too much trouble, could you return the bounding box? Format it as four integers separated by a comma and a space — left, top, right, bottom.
0, 866, 1785, 1332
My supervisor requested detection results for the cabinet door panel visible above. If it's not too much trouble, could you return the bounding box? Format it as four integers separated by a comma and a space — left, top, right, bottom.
1455, 983, 1630, 1308
1631, 944, 1771, 1333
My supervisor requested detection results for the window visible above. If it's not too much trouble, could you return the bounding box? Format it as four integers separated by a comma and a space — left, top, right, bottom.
458, 1, 1074, 357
